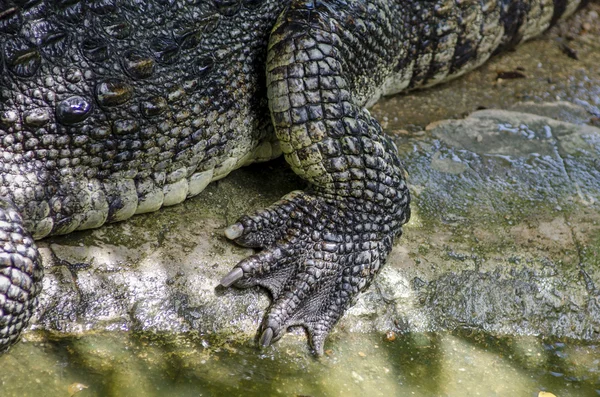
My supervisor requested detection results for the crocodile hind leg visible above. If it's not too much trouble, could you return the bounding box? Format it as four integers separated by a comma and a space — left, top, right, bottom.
221, 0, 411, 354
0, 199, 43, 353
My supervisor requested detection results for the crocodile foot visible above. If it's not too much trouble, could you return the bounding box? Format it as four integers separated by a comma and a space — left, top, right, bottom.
221, 189, 397, 354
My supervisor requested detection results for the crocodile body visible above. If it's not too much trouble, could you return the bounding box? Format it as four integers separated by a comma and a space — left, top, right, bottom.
0, 0, 586, 353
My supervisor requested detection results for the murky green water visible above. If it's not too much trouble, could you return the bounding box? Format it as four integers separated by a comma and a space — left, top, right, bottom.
1, 331, 598, 397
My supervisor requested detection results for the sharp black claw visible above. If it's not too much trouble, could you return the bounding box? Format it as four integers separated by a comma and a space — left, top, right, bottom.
260, 327, 274, 347
220, 268, 243, 287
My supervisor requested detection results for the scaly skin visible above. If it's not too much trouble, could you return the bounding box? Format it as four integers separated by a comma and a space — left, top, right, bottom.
0, 0, 586, 354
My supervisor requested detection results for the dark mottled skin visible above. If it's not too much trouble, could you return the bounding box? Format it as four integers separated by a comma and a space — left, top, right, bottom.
0, 0, 587, 354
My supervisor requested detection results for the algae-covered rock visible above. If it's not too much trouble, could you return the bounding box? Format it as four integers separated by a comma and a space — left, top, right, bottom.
30, 103, 600, 348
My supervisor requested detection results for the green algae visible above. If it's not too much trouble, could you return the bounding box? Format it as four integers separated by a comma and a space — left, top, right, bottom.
1, 331, 598, 397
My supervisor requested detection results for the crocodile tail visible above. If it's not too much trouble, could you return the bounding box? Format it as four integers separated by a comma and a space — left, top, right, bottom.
0, 199, 43, 353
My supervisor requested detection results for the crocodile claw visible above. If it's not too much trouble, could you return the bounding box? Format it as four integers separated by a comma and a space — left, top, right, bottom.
224, 223, 244, 240
259, 327, 274, 347
220, 268, 244, 288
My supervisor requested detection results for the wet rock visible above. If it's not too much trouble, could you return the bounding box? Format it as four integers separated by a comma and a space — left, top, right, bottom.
30, 103, 600, 348
366, 104, 600, 341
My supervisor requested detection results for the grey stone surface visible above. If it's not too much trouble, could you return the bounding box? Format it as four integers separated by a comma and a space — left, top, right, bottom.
392, 106, 600, 340
30, 102, 600, 348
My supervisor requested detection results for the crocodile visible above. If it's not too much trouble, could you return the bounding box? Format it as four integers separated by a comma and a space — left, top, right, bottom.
0, 0, 589, 354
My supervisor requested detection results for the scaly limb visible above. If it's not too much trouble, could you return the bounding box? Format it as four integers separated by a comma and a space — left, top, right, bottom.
0, 199, 43, 353
221, 0, 411, 355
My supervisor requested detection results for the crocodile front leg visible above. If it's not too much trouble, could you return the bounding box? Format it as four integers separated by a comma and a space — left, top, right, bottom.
0, 199, 43, 353
221, 0, 411, 354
